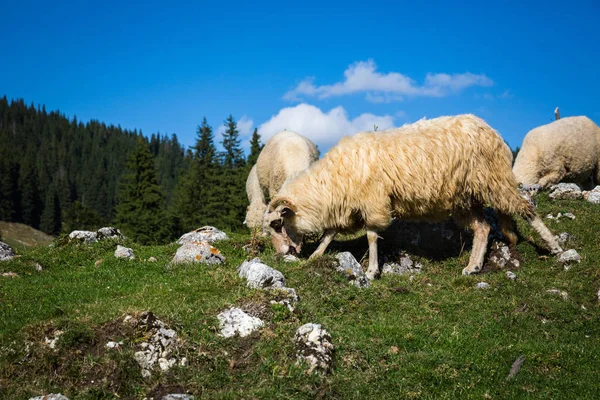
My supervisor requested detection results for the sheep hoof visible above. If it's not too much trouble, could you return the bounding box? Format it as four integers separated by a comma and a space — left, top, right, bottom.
462, 266, 481, 275
366, 271, 379, 280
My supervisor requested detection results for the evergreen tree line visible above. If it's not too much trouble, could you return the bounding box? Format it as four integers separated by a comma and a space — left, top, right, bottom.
0, 96, 265, 244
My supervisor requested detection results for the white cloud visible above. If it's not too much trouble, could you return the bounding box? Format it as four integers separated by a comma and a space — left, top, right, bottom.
284, 59, 493, 102
258, 103, 395, 149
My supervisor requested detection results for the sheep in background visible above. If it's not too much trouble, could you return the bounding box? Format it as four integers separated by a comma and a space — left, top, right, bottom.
244, 130, 319, 229
513, 116, 600, 188
264, 114, 563, 278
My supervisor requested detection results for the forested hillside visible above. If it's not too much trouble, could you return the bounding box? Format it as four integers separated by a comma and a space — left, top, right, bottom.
0, 97, 264, 243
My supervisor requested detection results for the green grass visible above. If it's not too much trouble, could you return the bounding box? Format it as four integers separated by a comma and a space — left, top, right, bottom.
1, 195, 600, 399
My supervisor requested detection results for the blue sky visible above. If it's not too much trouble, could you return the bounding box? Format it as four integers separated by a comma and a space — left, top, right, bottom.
1, 0, 599, 154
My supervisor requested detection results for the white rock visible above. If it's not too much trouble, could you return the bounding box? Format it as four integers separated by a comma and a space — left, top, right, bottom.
557, 249, 581, 266
382, 254, 423, 276
238, 259, 285, 289
283, 254, 299, 263
217, 307, 264, 338
548, 183, 583, 200
114, 245, 135, 260
0, 241, 15, 261
162, 395, 195, 400
475, 282, 490, 289
148, 256, 157, 262
584, 186, 600, 204
69, 230, 98, 243
29, 395, 70, 400
96, 227, 125, 240
555, 232, 575, 246
546, 288, 569, 300
105, 341, 121, 349
1, 272, 18, 278
506, 271, 517, 281
562, 212, 576, 220
335, 252, 370, 288
171, 241, 225, 265
177, 226, 229, 244
35, 262, 43, 271
295, 323, 334, 374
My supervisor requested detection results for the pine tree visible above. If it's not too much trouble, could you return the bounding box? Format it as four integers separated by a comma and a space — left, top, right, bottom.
115, 139, 173, 244
40, 185, 61, 235
216, 115, 247, 231
172, 118, 220, 231
61, 201, 101, 233
247, 128, 263, 167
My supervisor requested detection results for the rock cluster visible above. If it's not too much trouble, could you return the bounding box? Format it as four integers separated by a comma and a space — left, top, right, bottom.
0, 241, 15, 261
68, 227, 125, 243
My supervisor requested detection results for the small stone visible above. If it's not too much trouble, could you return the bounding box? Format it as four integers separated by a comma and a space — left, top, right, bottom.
597, 289, 600, 302
162, 395, 195, 400
557, 249, 581, 266
238, 259, 285, 289
548, 183, 583, 200
334, 252, 370, 288
105, 341, 120, 349
295, 323, 334, 374
506, 271, 517, 281
555, 232, 575, 246
562, 212, 576, 220
94, 259, 103, 267
177, 226, 229, 245
171, 241, 225, 265
546, 288, 569, 300
283, 254, 299, 263
475, 282, 490, 289
1, 272, 18, 278
115, 245, 135, 260
148, 256, 157, 262
217, 307, 264, 338
34, 262, 43, 271
29, 395, 70, 400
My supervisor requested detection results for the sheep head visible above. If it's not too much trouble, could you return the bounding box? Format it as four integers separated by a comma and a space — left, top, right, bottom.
264, 197, 304, 255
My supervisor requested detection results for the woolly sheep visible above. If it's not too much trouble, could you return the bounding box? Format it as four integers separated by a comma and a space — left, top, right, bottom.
244, 130, 319, 229
263, 114, 562, 278
513, 116, 600, 188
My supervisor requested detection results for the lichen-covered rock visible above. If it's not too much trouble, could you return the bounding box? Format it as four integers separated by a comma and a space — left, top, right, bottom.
0, 241, 15, 261
131, 311, 185, 378
171, 241, 225, 265
217, 307, 264, 338
334, 252, 370, 288
548, 183, 583, 200
96, 227, 125, 240
114, 245, 135, 260
382, 253, 423, 276
584, 186, 600, 204
557, 249, 581, 266
29, 395, 70, 400
69, 227, 125, 244
177, 226, 229, 245
295, 323, 334, 374
238, 258, 285, 289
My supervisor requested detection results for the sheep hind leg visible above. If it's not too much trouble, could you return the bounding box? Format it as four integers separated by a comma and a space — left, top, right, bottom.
365, 230, 380, 280
455, 209, 490, 275
309, 229, 338, 259
525, 214, 563, 255
498, 212, 518, 247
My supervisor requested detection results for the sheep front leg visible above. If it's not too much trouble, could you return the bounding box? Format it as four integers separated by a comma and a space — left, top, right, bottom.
309, 229, 338, 259
365, 230, 380, 280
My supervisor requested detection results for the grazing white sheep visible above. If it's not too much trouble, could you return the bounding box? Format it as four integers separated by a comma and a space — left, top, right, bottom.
244, 130, 319, 229
513, 116, 600, 188
263, 114, 562, 278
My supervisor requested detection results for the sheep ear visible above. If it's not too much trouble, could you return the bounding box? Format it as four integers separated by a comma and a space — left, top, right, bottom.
281, 207, 295, 218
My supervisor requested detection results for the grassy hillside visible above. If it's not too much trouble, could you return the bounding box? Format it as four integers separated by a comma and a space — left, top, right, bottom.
0, 221, 54, 253
1, 194, 599, 399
